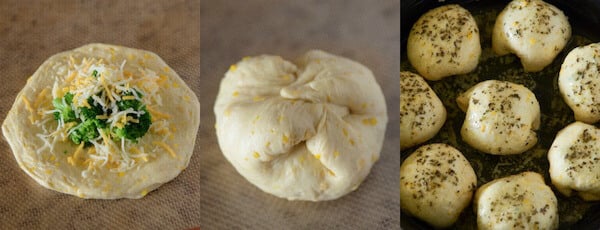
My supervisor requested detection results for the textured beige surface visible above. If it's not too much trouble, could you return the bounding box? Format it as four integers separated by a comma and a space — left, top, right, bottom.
0, 0, 200, 228
200, 0, 400, 229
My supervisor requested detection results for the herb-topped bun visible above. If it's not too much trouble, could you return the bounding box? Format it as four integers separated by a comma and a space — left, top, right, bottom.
474, 172, 558, 229
214, 50, 387, 201
400, 143, 477, 228
492, 0, 571, 72
407, 4, 481, 81
2, 43, 200, 199
457, 80, 540, 155
400, 71, 446, 149
558, 43, 600, 124
548, 122, 600, 200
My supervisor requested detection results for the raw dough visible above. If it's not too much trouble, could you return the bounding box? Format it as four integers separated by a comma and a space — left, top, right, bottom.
214, 50, 387, 201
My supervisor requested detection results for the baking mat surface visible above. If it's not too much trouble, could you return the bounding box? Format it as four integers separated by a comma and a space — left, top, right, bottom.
199, 0, 400, 229
0, 0, 201, 228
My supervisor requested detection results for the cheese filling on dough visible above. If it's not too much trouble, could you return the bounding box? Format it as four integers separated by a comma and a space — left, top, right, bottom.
4, 43, 200, 199
37, 57, 173, 174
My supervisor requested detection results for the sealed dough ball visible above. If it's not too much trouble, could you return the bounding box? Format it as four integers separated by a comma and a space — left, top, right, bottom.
400, 143, 476, 228
214, 50, 387, 201
549, 122, 600, 200
475, 172, 558, 230
493, 0, 571, 72
457, 80, 540, 155
400, 71, 446, 149
407, 4, 481, 81
559, 43, 600, 123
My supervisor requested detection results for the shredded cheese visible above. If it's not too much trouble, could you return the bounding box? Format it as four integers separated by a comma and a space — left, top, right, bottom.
282, 135, 289, 144
35, 56, 175, 174
153, 141, 177, 158
34, 88, 49, 108
362, 117, 378, 126
73, 143, 84, 161
65, 71, 77, 83
147, 106, 171, 120
22, 96, 36, 124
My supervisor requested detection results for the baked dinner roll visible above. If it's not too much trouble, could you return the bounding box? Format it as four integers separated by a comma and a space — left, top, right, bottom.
475, 172, 558, 230
559, 43, 600, 124
2, 44, 200, 199
400, 71, 446, 149
407, 4, 481, 81
492, 0, 571, 72
214, 50, 387, 201
400, 143, 477, 228
549, 122, 600, 201
457, 80, 540, 155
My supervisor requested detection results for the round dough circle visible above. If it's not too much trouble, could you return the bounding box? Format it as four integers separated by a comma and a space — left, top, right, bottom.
407, 4, 481, 81
2, 43, 200, 199
400, 143, 477, 228
214, 50, 387, 201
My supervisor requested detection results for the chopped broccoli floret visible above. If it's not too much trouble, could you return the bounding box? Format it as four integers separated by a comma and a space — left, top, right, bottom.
52, 92, 76, 122
80, 97, 109, 128
112, 106, 152, 141
69, 119, 100, 145
80, 107, 108, 129
112, 91, 152, 141
80, 97, 102, 117
117, 97, 142, 111
55, 90, 152, 146
79, 107, 97, 120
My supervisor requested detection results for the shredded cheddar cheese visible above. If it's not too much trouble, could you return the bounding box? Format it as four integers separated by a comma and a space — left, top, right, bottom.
153, 141, 177, 158
34, 88, 49, 108
362, 117, 378, 126
35, 55, 175, 174
147, 106, 171, 120
22, 96, 36, 124
282, 135, 289, 144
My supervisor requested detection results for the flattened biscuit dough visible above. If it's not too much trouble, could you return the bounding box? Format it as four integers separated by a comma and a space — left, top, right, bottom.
2, 44, 200, 199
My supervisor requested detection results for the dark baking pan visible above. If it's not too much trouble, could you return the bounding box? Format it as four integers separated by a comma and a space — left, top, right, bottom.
400, 0, 600, 229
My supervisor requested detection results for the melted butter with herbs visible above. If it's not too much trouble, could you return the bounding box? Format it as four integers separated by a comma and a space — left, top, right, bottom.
401, 6, 595, 229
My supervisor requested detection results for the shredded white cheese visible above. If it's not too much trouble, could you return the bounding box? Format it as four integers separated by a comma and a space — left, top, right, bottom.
32, 56, 173, 174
